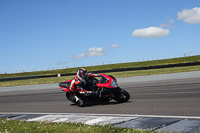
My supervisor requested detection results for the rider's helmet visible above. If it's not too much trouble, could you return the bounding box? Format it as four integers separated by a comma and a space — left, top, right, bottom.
77, 68, 88, 83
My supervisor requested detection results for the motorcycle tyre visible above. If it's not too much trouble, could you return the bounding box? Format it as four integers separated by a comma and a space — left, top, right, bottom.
66, 92, 86, 107
114, 88, 130, 103
66, 92, 76, 103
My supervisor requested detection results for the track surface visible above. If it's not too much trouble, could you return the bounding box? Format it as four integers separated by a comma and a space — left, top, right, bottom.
0, 74, 200, 116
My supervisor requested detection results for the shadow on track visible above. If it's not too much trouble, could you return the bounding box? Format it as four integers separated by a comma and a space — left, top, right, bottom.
70, 101, 132, 107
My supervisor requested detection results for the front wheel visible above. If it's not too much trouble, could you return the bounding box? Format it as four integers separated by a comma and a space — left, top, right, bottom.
113, 88, 130, 103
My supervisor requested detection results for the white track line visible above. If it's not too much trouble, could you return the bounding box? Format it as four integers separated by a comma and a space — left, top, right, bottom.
1, 112, 200, 120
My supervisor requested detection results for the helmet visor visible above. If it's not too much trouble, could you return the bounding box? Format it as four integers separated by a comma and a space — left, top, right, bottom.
82, 72, 88, 79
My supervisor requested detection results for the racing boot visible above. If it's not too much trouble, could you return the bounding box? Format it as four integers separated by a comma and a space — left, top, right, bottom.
74, 92, 85, 107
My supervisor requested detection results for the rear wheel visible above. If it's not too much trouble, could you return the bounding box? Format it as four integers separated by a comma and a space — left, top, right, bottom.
66, 92, 86, 107
66, 92, 76, 103
114, 88, 130, 102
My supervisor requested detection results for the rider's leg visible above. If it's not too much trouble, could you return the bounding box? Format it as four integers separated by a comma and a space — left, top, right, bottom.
69, 88, 85, 107
90, 81, 98, 95
74, 92, 85, 107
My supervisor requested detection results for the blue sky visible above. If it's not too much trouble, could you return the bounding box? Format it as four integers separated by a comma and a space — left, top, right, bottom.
0, 0, 200, 73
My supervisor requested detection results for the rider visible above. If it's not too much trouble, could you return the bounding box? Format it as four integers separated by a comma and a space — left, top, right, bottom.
69, 68, 101, 106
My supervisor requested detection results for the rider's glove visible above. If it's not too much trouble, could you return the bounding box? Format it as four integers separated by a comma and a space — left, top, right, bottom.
97, 74, 102, 77
84, 81, 87, 85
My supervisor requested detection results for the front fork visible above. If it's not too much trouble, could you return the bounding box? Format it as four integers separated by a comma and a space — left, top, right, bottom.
98, 87, 104, 97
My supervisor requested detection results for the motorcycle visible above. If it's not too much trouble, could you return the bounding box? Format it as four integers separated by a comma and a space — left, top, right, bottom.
59, 73, 130, 107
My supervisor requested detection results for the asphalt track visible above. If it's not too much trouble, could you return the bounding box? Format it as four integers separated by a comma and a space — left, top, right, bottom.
0, 71, 200, 116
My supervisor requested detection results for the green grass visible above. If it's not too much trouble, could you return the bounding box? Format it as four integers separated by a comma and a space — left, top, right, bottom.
0, 55, 200, 87
1, 55, 200, 78
1, 65, 200, 87
0, 118, 156, 133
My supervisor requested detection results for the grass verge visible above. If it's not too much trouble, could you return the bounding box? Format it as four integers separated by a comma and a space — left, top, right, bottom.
1, 55, 200, 78
0, 118, 156, 133
0, 65, 200, 87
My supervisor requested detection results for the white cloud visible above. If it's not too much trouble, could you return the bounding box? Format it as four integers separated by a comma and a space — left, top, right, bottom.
87, 47, 106, 56
131, 26, 170, 38
169, 19, 175, 23
72, 47, 106, 59
160, 24, 174, 29
160, 18, 174, 29
110, 44, 119, 48
72, 53, 87, 59
177, 7, 200, 24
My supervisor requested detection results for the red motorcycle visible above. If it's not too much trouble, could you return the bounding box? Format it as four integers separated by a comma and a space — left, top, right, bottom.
59, 73, 130, 107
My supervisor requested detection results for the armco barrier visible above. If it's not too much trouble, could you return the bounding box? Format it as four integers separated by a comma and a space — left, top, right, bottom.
1, 61, 200, 82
